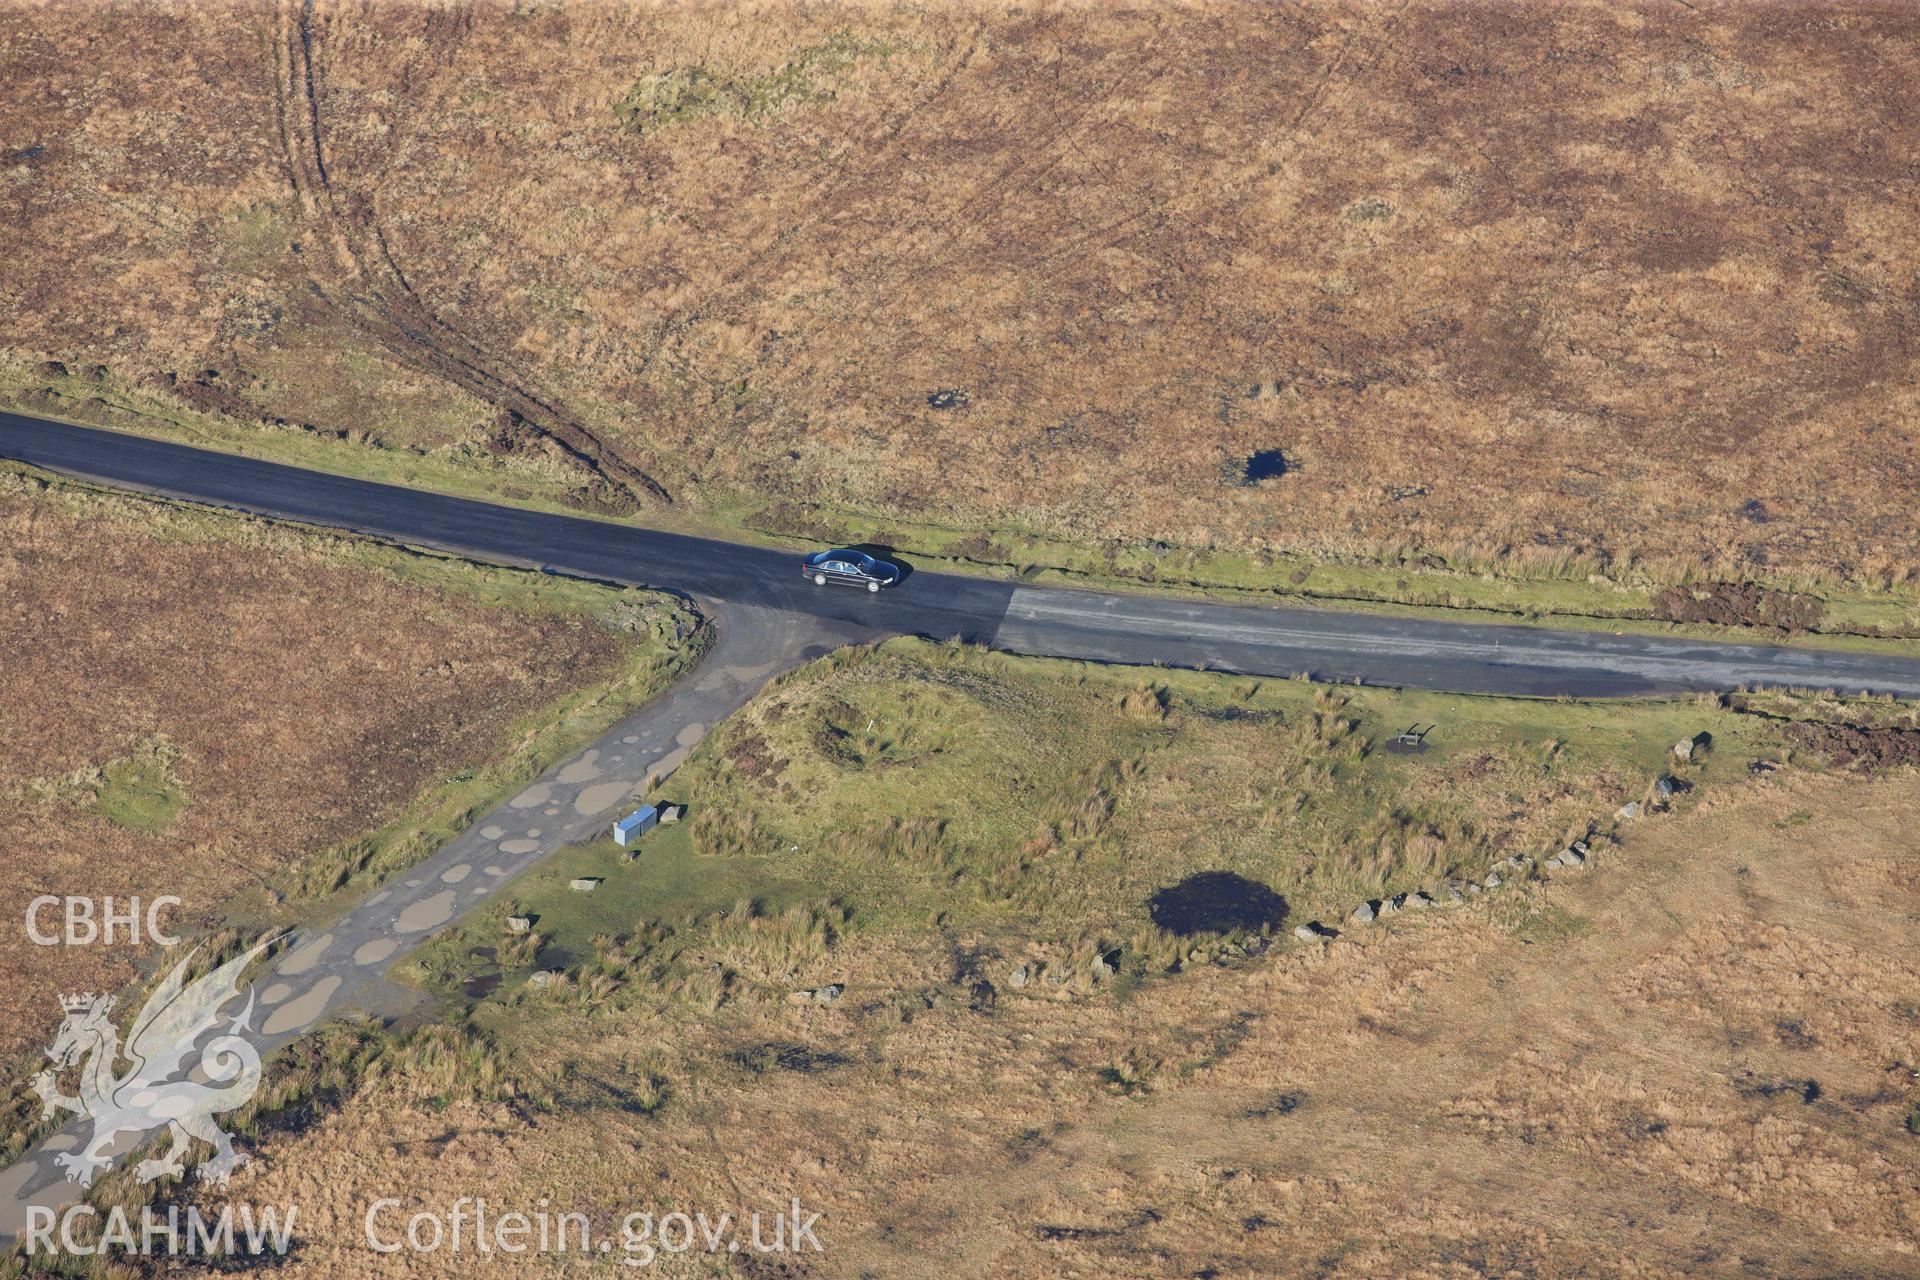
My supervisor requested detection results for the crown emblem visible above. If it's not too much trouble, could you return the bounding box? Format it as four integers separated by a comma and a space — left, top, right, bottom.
59, 992, 99, 1012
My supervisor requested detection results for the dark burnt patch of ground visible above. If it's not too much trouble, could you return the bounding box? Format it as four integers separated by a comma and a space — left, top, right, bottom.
1649, 582, 1826, 632
1787, 722, 1920, 772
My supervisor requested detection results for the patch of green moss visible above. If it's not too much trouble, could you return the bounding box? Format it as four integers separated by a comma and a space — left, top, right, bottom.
94, 749, 186, 835
615, 34, 892, 134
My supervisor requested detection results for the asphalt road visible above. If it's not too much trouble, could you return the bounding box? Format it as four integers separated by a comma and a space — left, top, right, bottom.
9, 410, 1920, 699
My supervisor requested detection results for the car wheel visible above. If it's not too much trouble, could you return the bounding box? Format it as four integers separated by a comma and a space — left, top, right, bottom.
814, 573, 827, 586
867, 579, 881, 593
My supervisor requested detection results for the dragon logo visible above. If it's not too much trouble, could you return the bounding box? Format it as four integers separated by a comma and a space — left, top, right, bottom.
32, 936, 279, 1188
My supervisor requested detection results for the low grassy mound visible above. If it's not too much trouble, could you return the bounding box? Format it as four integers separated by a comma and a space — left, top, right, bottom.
411, 638, 1780, 1018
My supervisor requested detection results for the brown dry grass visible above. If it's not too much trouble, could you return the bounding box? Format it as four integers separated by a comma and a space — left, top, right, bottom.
182, 764, 1920, 1277
0, 472, 631, 1063
3, 1, 1918, 584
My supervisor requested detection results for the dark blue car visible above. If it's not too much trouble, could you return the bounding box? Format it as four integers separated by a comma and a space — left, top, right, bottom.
801, 549, 901, 592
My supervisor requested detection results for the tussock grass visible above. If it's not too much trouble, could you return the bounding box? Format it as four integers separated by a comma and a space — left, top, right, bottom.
12, 4, 1920, 644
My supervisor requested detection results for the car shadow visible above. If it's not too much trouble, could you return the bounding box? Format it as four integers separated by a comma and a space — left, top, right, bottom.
847, 543, 915, 586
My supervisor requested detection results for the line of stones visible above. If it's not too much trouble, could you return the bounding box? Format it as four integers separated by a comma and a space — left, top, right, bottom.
1291, 750, 1700, 944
